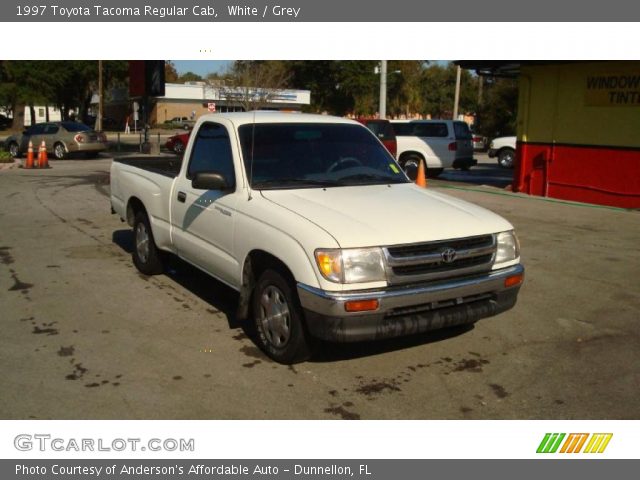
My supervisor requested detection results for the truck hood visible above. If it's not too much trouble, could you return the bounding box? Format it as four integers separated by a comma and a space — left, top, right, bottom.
261, 184, 514, 248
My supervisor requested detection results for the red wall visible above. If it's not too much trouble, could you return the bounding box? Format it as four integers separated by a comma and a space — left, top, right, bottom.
513, 141, 640, 209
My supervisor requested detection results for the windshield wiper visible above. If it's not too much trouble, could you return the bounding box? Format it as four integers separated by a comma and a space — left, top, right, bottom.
252, 178, 341, 189
337, 173, 406, 185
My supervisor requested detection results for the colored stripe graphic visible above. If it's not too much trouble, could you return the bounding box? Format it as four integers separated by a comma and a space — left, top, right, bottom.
537, 433, 566, 453
560, 433, 589, 453
584, 433, 613, 453
538, 433, 613, 453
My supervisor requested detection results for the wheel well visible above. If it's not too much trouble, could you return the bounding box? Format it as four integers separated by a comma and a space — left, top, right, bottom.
399, 151, 424, 163
237, 250, 296, 321
499, 147, 515, 155
126, 197, 147, 226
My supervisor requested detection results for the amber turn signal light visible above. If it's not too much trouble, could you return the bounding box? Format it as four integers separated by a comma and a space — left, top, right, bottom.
504, 273, 524, 288
344, 299, 379, 312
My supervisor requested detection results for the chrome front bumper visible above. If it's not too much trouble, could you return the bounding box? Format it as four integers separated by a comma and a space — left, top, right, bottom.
297, 264, 524, 342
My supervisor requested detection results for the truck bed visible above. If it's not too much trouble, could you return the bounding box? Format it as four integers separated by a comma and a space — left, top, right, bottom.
114, 156, 183, 178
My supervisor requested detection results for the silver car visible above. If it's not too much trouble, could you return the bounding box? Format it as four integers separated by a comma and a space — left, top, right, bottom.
5, 121, 107, 160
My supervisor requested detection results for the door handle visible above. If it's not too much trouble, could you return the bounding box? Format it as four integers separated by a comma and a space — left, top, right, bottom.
177, 191, 186, 203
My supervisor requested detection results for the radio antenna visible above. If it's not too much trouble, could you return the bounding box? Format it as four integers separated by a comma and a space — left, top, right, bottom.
248, 109, 256, 201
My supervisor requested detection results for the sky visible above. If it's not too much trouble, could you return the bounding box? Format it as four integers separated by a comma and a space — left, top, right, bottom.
172, 60, 232, 77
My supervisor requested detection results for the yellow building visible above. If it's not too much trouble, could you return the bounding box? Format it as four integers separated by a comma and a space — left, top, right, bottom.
461, 61, 640, 208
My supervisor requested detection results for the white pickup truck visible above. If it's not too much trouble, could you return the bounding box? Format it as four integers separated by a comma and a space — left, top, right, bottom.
110, 112, 524, 364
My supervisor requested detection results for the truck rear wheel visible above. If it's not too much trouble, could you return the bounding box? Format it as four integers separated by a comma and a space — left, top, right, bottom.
252, 269, 312, 364
132, 210, 165, 275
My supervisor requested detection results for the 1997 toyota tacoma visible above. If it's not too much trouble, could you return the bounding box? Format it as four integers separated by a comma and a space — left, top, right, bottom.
110, 112, 524, 364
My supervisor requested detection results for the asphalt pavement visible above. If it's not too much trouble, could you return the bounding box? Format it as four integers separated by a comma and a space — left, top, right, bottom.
0, 156, 638, 419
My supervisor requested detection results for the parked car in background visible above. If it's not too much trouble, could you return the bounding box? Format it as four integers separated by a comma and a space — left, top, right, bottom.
5, 121, 107, 160
471, 130, 488, 151
391, 119, 476, 177
357, 118, 397, 157
165, 131, 191, 155
488, 136, 517, 168
165, 116, 195, 130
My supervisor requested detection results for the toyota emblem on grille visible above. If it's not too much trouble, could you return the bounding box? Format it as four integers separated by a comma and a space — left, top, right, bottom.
441, 248, 457, 263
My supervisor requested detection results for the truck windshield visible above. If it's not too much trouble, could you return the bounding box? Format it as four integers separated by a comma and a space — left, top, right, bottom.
238, 123, 409, 189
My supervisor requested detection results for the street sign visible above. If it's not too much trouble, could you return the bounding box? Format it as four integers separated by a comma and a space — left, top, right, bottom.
208, 102, 216, 113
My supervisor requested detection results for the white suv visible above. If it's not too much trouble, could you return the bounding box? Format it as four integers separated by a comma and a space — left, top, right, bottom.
488, 136, 517, 168
391, 120, 476, 177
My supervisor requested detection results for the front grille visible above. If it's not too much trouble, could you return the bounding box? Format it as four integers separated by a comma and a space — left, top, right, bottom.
392, 254, 493, 276
387, 235, 492, 258
384, 234, 495, 285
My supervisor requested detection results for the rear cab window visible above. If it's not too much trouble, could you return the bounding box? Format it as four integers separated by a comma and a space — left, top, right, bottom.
187, 122, 235, 189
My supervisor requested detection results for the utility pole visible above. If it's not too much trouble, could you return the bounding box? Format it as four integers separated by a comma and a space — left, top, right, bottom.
97, 60, 103, 131
477, 75, 483, 106
379, 60, 387, 119
453, 64, 461, 120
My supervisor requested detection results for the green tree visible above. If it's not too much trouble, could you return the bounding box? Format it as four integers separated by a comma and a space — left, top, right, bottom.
178, 71, 203, 83
220, 61, 291, 111
281, 61, 353, 114
386, 61, 426, 118
0, 60, 128, 128
475, 77, 518, 138
419, 63, 477, 119
165, 61, 179, 83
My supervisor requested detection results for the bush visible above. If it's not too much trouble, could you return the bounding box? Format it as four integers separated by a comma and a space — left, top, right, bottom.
0, 150, 14, 163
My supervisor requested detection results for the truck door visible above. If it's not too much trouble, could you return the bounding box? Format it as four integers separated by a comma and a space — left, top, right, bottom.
170, 121, 240, 287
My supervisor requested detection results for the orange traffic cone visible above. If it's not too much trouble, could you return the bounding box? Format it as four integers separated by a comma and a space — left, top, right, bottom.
415, 160, 427, 188
38, 140, 49, 169
25, 141, 34, 169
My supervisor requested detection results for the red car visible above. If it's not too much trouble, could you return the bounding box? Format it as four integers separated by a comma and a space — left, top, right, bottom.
165, 132, 190, 155
357, 118, 397, 158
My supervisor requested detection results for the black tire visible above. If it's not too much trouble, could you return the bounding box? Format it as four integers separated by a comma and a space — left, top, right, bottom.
498, 148, 515, 169
426, 167, 444, 178
8, 142, 20, 158
53, 142, 68, 160
173, 140, 185, 155
399, 154, 423, 181
132, 210, 165, 275
252, 268, 312, 364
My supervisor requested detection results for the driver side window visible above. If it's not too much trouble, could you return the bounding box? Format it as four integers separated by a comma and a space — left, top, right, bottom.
187, 122, 235, 190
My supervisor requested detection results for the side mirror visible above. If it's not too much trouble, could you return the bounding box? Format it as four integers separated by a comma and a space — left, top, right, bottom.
191, 171, 228, 190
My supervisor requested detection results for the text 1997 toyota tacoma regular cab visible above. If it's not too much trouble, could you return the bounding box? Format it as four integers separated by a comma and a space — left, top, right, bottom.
110, 112, 524, 364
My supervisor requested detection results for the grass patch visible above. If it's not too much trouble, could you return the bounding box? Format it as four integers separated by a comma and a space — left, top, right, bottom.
0, 150, 14, 163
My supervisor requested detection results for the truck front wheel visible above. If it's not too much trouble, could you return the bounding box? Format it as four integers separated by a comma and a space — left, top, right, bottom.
498, 148, 515, 169
252, 269, 312, 364
132, 211, 165, 275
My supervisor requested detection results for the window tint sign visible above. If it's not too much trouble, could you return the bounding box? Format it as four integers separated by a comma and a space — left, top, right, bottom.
585, 70, 640, 106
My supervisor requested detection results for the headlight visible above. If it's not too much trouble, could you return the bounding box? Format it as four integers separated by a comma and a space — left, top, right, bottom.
315, 248, 386, 284
495, 231, 520, 265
